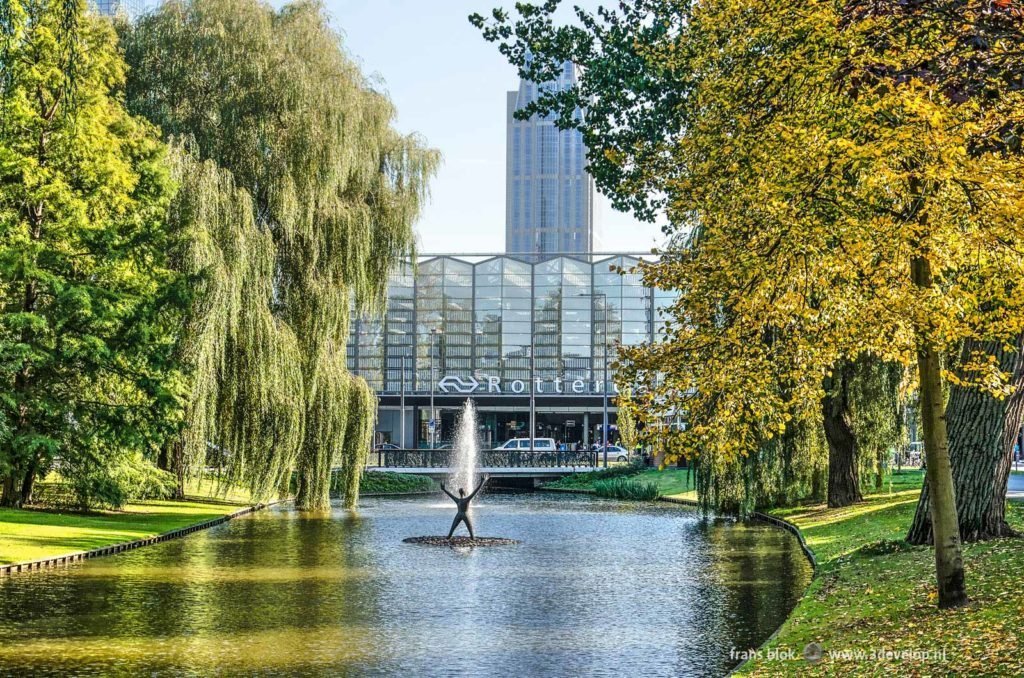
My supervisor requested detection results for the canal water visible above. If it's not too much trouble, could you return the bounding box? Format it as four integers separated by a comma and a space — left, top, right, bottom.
0, 493, 810, 677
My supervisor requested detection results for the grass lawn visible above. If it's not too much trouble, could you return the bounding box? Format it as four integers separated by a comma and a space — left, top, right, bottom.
542, 465, 697, 498
740, 470, 1024, 676
632, 467, 697, 498
0, 479, 260, 566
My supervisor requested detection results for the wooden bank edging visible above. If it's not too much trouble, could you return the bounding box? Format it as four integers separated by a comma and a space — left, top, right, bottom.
749, 510, 818, 570
661, 496, 818, 676
0, 499, 287, 578
660, 496, 817, 569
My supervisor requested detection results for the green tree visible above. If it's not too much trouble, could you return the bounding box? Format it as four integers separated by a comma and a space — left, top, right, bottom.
475, 0, 1024, 609
123, 0, 438, 510
0, 0, 182, 507
844, 0, 1024, 545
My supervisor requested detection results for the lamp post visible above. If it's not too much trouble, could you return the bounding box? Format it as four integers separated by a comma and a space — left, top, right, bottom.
430, 327, 443, 449
580, 291, 610, 468
529, 334, 536, 455
399, 352, 407, 449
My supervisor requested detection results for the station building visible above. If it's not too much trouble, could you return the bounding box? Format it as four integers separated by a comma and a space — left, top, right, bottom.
347, 253, 673, 449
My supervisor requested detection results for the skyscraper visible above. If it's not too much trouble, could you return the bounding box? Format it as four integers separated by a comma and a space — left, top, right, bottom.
91, 0, 143, 18
506, 61, 595, 259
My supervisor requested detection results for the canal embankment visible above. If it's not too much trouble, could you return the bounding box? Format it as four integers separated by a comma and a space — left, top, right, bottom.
737, 471, 1024, 676
0, 492, 283, 574
543, 467, 1024, 675
1, 470, 441, 573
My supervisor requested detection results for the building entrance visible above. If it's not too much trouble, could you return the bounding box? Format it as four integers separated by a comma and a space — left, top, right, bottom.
476, 410, 616, 449
404, 400, 620, 450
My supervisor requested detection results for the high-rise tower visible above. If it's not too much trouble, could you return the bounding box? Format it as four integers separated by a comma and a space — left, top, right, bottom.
91, 0, 143, 18
505, 61, 595, 259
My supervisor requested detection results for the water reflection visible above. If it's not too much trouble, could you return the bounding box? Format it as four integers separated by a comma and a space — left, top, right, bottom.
0, 494, 810, 677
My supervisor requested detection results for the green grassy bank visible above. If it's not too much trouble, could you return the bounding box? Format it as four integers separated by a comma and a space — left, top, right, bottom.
740, 470, 1024, 676
543, 465, 697, 498
0, 479, 258, 566
2, 470, 440, 565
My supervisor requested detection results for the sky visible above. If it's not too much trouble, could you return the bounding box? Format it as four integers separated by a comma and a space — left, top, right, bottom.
315, 0, 664, 254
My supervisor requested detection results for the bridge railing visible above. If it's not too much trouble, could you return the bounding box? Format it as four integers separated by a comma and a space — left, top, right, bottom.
372, 449, 598, 469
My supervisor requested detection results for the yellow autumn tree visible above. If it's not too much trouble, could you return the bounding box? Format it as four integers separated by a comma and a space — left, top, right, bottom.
475, 0, 1024, 608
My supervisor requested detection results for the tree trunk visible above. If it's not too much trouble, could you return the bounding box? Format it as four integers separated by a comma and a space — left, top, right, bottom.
911, 255, 968, 609
19, 453, 39, 505
1, 470, 22, 508
875, 447, 884, 491
171, 438, 186, 500
822, 361, 862, 507
157, 444, 169, 472
908, 336, 1024, 543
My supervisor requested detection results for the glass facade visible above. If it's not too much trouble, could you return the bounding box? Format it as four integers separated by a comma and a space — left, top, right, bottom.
505, 61, 595, 260
90, 0, 143, 17
350, 254, 669, 448
349, 254, 663, 396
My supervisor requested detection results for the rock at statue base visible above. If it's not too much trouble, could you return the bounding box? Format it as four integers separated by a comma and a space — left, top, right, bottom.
402, 536, 519, 547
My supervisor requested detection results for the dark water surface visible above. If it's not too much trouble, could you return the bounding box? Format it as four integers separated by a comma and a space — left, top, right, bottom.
0, 493, 810, 677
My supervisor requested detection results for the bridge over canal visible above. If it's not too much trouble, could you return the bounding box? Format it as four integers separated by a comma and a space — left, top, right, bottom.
362, 448, 600, 487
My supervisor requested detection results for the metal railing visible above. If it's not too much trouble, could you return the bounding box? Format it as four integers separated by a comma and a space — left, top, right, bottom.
372, 448, 598, 469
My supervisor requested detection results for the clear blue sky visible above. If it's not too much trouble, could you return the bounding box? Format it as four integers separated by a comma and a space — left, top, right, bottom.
317, 0, 664, 254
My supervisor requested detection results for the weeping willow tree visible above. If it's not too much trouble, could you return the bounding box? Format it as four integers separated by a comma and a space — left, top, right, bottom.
340, 376, 375, 509
690, 406, 828, 517
166, 146, 305, 501
123, 0, 438, 509
849, 357, 905, 492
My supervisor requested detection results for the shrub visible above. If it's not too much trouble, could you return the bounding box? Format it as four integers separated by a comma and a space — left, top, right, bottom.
543, 463, 643, 489
31, 482, 79, 509
593, 477, 660, 501
63, 454, 176, 510
330, 470, 435, 496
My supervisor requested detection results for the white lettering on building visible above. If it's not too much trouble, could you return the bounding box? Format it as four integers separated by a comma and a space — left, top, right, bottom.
437, 374, 612, 396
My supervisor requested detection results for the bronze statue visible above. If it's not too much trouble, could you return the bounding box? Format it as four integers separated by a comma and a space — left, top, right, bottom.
441, 477, 487, 540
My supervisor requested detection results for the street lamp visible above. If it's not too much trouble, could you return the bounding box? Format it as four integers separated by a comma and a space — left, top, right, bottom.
429, 327, 443, 449
400, 352, 407, 449
529, 333, 536, 455
580, 291, 610, 468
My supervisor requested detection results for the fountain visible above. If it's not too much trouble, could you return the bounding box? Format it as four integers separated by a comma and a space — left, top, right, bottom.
448, 400, 480, 495
403, 400, 518, 547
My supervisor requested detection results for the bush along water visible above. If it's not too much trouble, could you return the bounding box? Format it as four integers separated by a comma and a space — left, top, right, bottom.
330, 471, 436, 496
593, 478, 660, 501
543, 463, 644, 490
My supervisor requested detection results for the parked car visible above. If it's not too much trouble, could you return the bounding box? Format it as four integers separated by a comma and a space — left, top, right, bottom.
600, 445, 632, 463
374, 443, 400, 451
493, 438, 557, 453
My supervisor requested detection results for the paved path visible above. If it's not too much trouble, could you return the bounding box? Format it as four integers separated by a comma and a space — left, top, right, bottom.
1008, 471, 1024, 502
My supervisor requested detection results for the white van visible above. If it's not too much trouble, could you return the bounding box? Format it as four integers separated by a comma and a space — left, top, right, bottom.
493, 438, 557, 452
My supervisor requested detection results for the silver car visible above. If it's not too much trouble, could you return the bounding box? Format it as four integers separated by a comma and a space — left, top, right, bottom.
493, 437, 557, 453
602, 445, 632, 463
